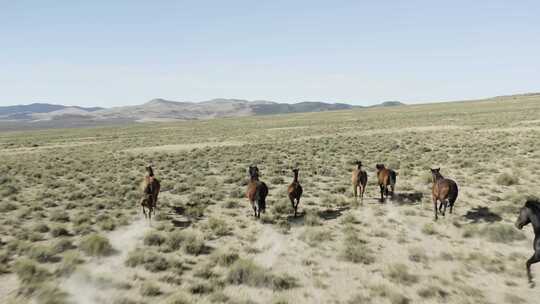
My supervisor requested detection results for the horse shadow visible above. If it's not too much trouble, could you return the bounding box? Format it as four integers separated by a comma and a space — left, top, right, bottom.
172, 206, 185, 215
318, 206, 349, 221
463, 206, 502, 223
287, 212, 306, 225
171, 219, 192, 228
392, 192, 424, 205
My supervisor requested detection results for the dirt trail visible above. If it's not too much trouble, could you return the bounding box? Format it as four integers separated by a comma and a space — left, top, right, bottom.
0, 274, 18, 302
253, 224, 289, 269
63, 216, 151, 304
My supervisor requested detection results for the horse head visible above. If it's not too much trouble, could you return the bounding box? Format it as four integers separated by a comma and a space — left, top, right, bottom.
516, 205, 532, 230
248, 165, 260, 179
375, 163, 385, 171
430, 168, 443, 182
145, 165, 155, 177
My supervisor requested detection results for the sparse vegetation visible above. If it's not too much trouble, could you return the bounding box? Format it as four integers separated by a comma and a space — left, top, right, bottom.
79, 233, 112, 256
1, 94, 539, 303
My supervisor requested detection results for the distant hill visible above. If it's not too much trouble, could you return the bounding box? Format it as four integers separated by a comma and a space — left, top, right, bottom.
0, 98, 405, 130
370, 101, 405, 108
0, 103, 103, 120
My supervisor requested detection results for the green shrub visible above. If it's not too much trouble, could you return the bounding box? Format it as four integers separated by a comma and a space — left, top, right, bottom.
496, 173, 519, 186
166, 231, 185, 251
125, 249, 171, 272
408, 247, 428, 263
207, 217, 230, 236
140, 282, 161, 296
300, 228, 333, 246
386, 264, 419, 286
50, 210, 70, 222
271, 273, 298, 290
53, 239, 75, 254
14, 258, 50, 284
80, 233, 112, 256
421, 223, 437, 235
50, 225, 70, 237
144, 231, 166, 247
482, 224, 526, 243
182, 231, 205, 255
226, 259, 268, 287
32, 223, 50, 233
212, 250, 239, 267
0, 201, 17, 212
342, 241, 375, 264
189, 281, 214, 294
28, 244, 56, 263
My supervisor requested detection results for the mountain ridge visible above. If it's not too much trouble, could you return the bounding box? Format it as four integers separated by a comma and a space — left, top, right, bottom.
0, 98, 405, 130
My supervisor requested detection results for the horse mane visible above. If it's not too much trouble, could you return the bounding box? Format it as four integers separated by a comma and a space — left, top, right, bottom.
525, 199, 540, 213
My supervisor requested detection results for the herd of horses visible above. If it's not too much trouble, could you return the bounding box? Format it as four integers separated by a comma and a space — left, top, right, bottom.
139, 164, 540, 286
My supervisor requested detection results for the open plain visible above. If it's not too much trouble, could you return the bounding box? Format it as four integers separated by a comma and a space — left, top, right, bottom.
1, 94, 540, 304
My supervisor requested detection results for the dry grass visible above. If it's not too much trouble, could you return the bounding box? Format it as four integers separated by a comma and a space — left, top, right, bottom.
1, 95, 540, 303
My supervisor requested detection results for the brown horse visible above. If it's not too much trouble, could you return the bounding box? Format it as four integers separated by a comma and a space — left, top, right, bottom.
351, 161, 368, 203
515, 199, 540, 286
430, 168, 458, 221
288, 168, 303, 217
140, 166, 160, 220
246, 165, 268, 218
376, 164, 397, 202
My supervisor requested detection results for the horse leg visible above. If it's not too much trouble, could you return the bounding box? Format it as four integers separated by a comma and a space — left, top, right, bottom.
390, 184, 395, 198
379, 185, 384, 202
290, 197, 296, 215
433, 197, 438, 221
442, 199, 449, 216
360, 185, 364, 203
527, 252, 540, 286
353, 185, 358, 200
255, 201, 260, 218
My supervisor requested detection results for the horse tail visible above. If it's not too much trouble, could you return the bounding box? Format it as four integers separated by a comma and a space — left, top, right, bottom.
389, 170, 397, 186
154, 179, 161, 207
448, 181, 458, 205
256, 182, 268, 212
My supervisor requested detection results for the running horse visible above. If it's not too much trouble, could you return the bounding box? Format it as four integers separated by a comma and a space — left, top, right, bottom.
140, 165, 160, 220
515, 199, 540, 286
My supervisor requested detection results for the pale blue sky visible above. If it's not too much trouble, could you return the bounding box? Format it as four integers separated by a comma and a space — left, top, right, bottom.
1, 0, 539, 107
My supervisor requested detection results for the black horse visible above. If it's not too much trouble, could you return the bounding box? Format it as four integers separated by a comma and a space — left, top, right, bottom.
515, 199, 540, 286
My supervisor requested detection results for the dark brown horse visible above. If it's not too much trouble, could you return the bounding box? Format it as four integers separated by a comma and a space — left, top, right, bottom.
430, 168, 458, 221
515, 199, 540, 286
376, 164, 397, 202
246, 165, 268, 218
288, 168, 303, 217
140, 166, 160, 220
351, 161, 368, 203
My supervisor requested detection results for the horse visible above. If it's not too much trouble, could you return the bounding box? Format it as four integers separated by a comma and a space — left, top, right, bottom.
140, 165, 160, 220
351, 161, 368, 203
288, 168, 303, 217
430, 168, 459, 221
375, 164, 397, 202
246, 165, 268, 218
515, 199, 540, 286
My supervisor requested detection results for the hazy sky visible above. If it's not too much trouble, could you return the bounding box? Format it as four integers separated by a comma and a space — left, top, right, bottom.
1, 1, 539, 107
